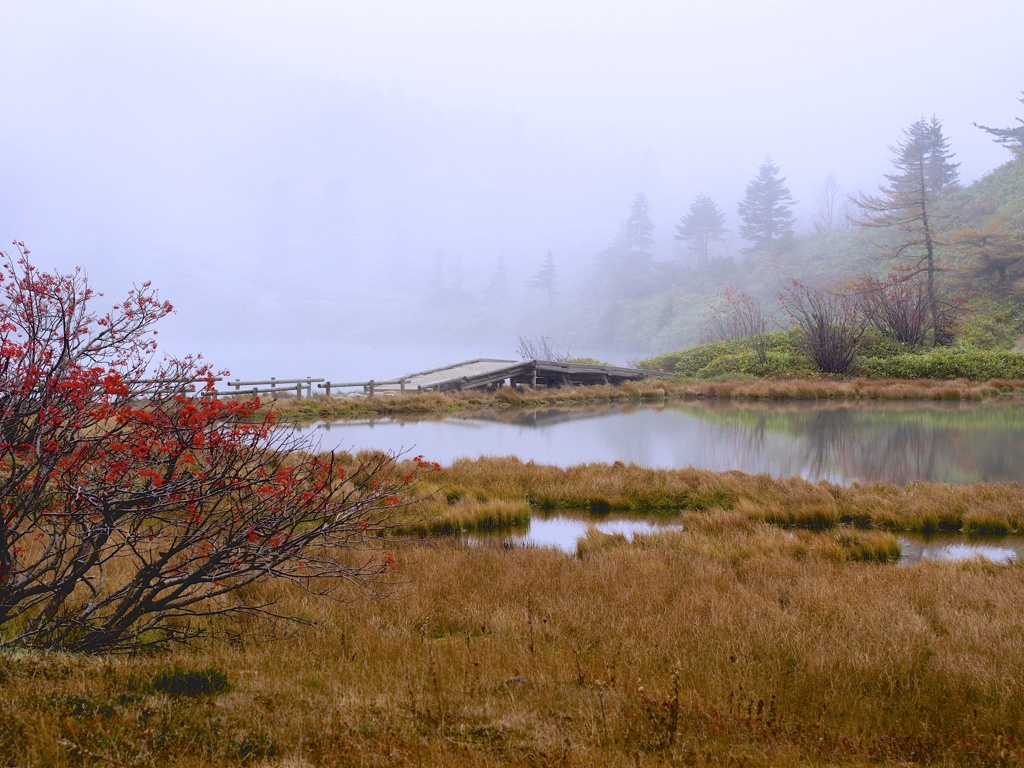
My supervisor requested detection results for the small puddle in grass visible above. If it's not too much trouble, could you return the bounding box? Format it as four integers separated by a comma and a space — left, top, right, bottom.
464, 515, 685, 554
897, 535, 1024, 565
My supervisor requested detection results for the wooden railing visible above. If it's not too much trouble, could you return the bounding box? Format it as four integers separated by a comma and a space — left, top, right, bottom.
131, 376, 391, 400
129, 377, 223, 398
220, 377, 325, 398
317, 378, 411, 397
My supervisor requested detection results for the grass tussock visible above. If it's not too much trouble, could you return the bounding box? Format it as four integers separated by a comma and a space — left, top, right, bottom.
7, 518, 1024, 766
268, 382, 676, 422
574, 524, 630, 558
433, 457, 739, 514
397, 499, 531, 536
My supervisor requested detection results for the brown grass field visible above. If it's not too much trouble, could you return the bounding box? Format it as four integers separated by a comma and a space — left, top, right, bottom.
6, 450, 1024, 766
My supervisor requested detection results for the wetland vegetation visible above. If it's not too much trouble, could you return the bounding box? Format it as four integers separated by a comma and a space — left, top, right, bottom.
6, 502, 1024, 766
7, 446, 1024, 765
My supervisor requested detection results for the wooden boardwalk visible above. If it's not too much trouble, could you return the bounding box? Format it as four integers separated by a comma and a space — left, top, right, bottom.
209, 360, 659, 398
372, 358, 652, 393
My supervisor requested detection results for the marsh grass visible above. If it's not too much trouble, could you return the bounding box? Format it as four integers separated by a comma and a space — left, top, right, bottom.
6, 514, 1024, 766
416, 456, 1024, 535
396, 499, 531, 536
7, 449, 1024, 765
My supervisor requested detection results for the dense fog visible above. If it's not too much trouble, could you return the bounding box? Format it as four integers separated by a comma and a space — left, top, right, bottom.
3, 1, 1021, 380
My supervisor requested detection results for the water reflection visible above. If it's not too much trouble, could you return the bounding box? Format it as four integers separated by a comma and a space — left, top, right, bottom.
290, 400, 1024, 485
898, 535, 1024, 565
467, 515, 685, 554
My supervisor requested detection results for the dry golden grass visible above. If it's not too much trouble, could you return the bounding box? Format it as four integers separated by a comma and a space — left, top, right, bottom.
5, 513, 1024, 766
414, 456, 1024, 535
265, 377, 1024, 422
7, 449, 1024, 765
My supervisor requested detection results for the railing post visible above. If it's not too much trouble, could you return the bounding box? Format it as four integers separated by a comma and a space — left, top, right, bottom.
324, 381, 331, 397
368, 380, 375, 397
400, 378, 406, 393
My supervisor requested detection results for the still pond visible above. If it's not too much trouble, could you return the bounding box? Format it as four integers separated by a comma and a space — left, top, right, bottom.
290, 400, 1024, 485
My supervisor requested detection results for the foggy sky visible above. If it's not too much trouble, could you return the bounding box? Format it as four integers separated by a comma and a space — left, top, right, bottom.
3, 0, 1022, 379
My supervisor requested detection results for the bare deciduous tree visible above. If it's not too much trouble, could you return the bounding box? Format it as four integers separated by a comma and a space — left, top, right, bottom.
516, 335, 567, 362
778, 280, 866, 375
812, 174, 851, 233
852, 273, 930, 346
701, 288, 770, 365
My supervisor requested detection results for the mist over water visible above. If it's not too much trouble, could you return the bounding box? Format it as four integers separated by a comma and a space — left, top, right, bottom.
4, 2, 1022, 374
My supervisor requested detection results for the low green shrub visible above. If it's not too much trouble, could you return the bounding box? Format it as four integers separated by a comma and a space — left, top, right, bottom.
693, 347, 816, 379
857, 333, 921, 359
856, 347, 1024, 380
640, 332, 813, 379
640, 340, 741, 375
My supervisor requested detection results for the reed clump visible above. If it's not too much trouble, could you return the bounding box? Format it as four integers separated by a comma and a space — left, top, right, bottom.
574, 524, 629, 558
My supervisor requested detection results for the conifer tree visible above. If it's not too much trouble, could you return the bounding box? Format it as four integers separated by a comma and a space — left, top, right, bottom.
853, 116, 960, 343
593, 193, 656, 297
486, 252, 510, 302
623, 192, 655, 256
974, 92, 1024, 155
527, 249, 557, 306
737, 158, 797, 255
675, 194, 727, 261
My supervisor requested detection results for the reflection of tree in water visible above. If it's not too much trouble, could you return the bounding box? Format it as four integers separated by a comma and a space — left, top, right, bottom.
800, 409, 942, 484
467, 404, 644, 428
678, 401, 1024, 484
705, 413, 773, 471
801, 409, 1024, 484
799, 408, 858, 481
